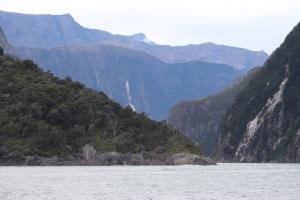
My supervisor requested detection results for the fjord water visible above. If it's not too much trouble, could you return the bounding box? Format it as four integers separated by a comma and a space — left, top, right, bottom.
1, 164, 299, 200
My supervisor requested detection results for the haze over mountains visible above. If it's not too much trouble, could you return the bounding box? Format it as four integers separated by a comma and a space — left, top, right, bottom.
0, 10, 268, 70
0, 10, 268, 120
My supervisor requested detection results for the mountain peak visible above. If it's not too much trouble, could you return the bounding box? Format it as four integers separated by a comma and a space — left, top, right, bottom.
278, 22, 300, 53
130, 33, 155, 44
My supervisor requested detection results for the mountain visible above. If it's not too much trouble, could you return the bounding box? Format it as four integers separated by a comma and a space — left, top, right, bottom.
0, 10, 268, 71
0, 51, 207, 165
16, 45, 241, 120
110, 42, 268, 72
129, 33, 155, 44
0, 10, 131, 48
168, 68, 260, 155
214, 23, 300, 162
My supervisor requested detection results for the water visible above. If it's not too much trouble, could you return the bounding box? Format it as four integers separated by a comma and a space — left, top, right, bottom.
0, 164, 300, 200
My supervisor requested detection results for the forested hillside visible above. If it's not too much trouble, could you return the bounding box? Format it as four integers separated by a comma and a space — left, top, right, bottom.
0, 50, 200, 158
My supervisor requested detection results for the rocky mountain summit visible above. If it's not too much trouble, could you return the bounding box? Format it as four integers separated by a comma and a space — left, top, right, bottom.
129, 33, 155, 44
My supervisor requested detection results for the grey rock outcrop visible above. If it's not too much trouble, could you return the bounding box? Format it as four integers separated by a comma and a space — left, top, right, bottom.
0, 145, 215, 166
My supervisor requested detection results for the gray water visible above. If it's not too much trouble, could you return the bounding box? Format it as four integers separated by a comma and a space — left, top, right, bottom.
0, 164, 300, 200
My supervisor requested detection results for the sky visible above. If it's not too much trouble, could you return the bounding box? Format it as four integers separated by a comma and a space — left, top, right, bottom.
1, 0, 300, 54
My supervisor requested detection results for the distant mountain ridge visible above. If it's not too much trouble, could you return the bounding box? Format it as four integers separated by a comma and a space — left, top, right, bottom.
0, 10, 268, 71
108, 42, 268, 72
0, 10, 126, 48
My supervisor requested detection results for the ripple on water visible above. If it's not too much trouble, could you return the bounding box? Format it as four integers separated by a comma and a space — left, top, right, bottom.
0, 164, 300, 200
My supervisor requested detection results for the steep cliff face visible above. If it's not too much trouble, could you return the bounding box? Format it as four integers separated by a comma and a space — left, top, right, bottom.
168, 68, 259, 155
0, 10, 268, 71
16, 45, 240, 120
215, 23, 300, 162
0, 26, 13, 53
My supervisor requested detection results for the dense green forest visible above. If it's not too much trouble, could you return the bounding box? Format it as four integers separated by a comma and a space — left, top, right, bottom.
0, 48, 200, 157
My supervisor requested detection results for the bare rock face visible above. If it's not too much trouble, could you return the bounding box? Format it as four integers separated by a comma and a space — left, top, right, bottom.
0, 26, 13, 54
214, 22, 300, 163
82, 144, 96, 161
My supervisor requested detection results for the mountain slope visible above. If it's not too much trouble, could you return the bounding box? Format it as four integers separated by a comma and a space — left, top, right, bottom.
168, 68, 260, 155
215, 23, 300, 162
0, 10, 268, 71
16, 45, 241, 120
0, 52, 201, 162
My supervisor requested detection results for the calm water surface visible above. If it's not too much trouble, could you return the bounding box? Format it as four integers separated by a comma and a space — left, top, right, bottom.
0, 164, 300, 200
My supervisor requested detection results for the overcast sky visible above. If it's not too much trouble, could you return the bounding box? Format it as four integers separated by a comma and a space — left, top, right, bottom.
1, 0, 300, 53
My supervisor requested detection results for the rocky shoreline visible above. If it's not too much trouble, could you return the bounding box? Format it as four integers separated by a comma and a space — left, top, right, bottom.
0, 145, 216, 166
